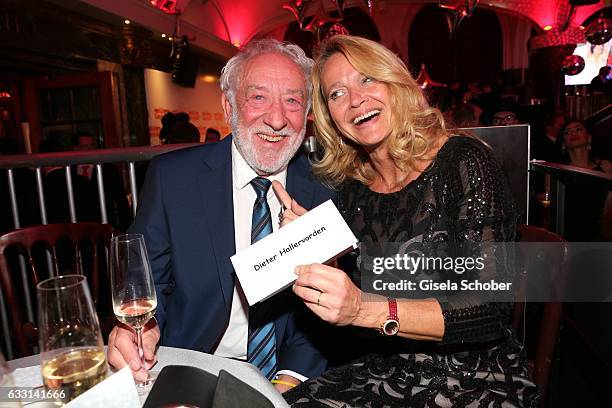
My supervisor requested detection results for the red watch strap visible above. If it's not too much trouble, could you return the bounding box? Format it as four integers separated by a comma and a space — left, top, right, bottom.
387, 297, 398, 320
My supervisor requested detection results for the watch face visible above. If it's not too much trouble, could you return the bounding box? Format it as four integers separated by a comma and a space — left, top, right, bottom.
383, 319, 399, 336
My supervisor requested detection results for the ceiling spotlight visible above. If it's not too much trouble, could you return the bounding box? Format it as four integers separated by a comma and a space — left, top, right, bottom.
124, 19, 131, 25
201, 75, 217, 83
161, 33, 166, 38
543, 25, 553, 31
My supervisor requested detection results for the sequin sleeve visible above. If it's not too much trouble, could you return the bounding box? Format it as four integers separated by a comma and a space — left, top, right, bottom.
435, 137, 518, 344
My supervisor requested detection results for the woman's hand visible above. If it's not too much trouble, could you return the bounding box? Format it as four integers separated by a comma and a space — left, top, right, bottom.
293, 263, 363, 326
272, 181, 307, 227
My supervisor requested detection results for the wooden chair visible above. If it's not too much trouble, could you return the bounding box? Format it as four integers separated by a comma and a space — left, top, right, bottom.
514, 224, 569, 406
0, 222, 114, 359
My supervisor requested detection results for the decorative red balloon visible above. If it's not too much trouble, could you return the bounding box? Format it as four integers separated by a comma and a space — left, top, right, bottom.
361, 0, 374, 17
439, 0, 479, 37
415, 64, 446, 89
322, 22, 349, 42
303, 0, 342, 34
585, 17, 612, 46
283, 0, 310, 30
330, 0, 346, 16
562, 54, 585, 76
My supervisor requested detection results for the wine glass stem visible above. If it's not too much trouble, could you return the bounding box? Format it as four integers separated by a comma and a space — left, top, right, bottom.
135, 326, 147, 375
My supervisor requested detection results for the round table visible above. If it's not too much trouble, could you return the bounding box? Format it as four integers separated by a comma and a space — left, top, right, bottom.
8, 346, 289, 408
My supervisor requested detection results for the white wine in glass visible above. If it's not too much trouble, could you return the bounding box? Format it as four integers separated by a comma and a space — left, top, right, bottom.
115, 298, 157, 329
37, 274, 107, 402
110, 233, 157, 390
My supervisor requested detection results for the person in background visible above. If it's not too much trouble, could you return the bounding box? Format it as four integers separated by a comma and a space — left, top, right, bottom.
491, 107, 520, 126
555, 120, 611, 241
71, 131, 131, 231
159, 112, 191, 144
277, 35, 537, 407
158, 112, 177, 145
531, 110, 564, 164
540, 110, 565, 160
445, 102, 481, 128
589, 65, 612, 100
590, 65, 610, 91
529, 110, 565, 228
205, 127, 221, 143
107, 39, 334, 392
166, 121, 200, 144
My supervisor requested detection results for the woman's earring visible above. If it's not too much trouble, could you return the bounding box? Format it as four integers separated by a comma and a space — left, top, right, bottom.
339, 136, 344, 147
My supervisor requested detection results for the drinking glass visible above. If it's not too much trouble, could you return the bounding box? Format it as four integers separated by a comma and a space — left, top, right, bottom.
37, 275, 107, 402
109, 234, 157, 389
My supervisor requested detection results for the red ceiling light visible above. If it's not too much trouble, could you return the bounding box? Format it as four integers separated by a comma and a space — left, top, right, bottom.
0, 91, 12, 99
148, 0, 179, 14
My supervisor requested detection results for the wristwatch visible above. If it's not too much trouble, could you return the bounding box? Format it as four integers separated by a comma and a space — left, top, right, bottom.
380, 297, 399, 336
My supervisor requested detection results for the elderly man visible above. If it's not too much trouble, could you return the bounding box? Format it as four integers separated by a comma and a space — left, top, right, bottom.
107, 39, 334, 391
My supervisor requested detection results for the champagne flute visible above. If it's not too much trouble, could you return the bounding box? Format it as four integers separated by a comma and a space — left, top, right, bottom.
109, 233, 157, 389
37, 275, 107, 402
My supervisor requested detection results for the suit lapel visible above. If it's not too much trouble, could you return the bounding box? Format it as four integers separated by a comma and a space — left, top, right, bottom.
197, 138, 236, 311
286, 155, 317, 210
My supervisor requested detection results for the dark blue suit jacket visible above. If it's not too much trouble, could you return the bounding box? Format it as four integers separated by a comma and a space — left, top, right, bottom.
130, 136, 335, 378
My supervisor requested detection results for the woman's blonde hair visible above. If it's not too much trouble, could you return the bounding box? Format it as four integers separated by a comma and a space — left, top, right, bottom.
311, 35, 449, 186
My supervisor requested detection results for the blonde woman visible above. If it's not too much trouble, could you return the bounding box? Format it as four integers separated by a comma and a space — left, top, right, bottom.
275, 36, 537, 407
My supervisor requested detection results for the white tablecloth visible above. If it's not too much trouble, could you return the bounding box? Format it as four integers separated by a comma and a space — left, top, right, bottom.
7, 346, 289, 408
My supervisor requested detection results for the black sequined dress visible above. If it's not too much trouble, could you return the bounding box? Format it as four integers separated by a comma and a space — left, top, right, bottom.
285, 136, 539, 407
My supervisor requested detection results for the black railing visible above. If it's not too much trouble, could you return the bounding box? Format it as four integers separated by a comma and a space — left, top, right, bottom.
0, 143, 198, 358
0, 143, 198, 228
530, 160, 612, 235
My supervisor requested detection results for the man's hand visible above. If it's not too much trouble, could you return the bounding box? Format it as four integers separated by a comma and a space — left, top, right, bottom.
272, 181, 307, 227
273, 374, 301, 393
107, 319, 160, 382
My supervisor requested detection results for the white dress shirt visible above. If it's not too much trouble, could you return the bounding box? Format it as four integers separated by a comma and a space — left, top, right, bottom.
212, 140, 306, 381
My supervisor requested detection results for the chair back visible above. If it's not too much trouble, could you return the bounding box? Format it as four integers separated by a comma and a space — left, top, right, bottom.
0, 222, 114, 358
515, 224, 568, 406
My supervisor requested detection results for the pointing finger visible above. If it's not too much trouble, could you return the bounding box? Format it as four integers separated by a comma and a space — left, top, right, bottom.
272, 181, 293, 210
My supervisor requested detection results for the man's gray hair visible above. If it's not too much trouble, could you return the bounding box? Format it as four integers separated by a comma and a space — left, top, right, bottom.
220, 39, 314, 111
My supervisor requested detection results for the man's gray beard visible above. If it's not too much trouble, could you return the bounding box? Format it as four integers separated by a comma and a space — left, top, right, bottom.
230, 105, 306, 175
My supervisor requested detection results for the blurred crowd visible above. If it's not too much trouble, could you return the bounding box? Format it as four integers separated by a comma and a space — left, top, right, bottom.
430, 74, 611, 242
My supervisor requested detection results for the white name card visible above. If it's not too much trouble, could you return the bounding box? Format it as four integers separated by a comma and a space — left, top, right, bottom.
231, 200, 357, 305
66, 366, 140, 408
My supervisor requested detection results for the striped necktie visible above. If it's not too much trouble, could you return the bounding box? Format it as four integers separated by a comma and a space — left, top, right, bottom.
247, 177, 278, 379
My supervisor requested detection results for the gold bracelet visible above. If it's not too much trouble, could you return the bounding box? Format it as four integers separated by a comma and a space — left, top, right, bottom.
271, 379, 297, 388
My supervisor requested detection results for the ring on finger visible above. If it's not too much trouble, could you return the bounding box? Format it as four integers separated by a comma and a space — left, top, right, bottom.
317, 291, 323, 306
279, 205, 286, 222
